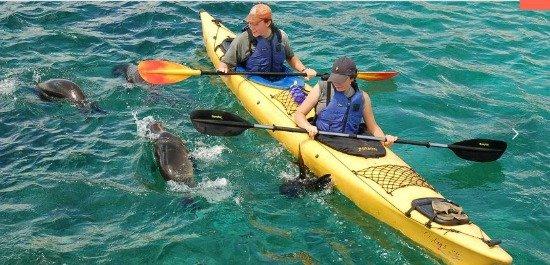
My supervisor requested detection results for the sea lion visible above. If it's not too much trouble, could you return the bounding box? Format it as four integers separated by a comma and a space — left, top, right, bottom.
148, 122, 195, 187
279, 154, 332, 198
36, 79, 87, 105
35, 79, 105, 113
112, 63, 148, 85
279, 174, 332, 198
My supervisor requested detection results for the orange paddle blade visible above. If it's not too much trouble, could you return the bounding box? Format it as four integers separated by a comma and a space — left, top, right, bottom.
138, 60, 201, 85
357, 71, 398, 81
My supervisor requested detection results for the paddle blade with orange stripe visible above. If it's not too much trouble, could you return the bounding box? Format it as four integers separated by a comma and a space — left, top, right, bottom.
357, 71, 398, 81
138, 60, 202, 85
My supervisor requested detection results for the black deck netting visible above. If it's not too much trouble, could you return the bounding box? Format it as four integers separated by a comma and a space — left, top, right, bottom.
271, 90, 300, 115
354, 165, 435, 195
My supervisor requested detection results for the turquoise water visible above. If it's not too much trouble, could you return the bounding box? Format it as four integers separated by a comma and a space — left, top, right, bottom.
1, 2, 548, 264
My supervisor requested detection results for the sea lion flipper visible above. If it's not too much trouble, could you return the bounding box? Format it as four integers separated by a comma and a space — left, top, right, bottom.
88, 101, 107, 114
280, 174, 332, 198
279, 179, 305, 198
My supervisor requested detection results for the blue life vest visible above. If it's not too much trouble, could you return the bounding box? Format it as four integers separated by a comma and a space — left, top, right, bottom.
315, 81, 364, 134
244, 26, 286, 72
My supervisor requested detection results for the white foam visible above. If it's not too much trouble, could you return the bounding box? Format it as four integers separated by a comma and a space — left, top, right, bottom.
277, 163, 300, 181
33, 69, 42, 84
0, 203, 33, 212
195, 178, 232, 203
191, 142, 227, 162
278, 168, 299, 181
197, 177, 228, 189
132, 112, 160, 140
234, 196, 243, 206
0, 78, 17, 96
167, 177, 233, 204
167, 180, 193, 193
122, 81, 135, 90
265, 146, 284, 158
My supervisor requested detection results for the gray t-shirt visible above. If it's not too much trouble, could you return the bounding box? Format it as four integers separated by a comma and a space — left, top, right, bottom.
221, 29, 295, 67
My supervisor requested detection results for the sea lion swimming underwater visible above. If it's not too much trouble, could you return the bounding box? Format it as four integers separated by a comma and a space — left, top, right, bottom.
112, 63, 148, 85
35, 79, 105, 113
148, 122, 195, 187
279, 172, 332, 198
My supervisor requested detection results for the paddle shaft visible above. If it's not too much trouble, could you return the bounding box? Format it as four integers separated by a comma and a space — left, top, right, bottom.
192, 118, 501, 152
199, 70, 395, 81
199, 70, 324, 78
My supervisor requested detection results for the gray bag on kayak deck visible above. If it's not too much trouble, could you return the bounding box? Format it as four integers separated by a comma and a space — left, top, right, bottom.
215, 37, 234, 54
405, 197, 470, 227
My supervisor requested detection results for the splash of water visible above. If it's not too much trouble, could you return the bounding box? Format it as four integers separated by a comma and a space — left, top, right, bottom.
191, 141, 227, 161
32, 69, 42, 84
132, 112, 160, 140
234, 196, 243, 206
167, 178, 232, 204
278, 167, 299, 181
0, 78, 17, 96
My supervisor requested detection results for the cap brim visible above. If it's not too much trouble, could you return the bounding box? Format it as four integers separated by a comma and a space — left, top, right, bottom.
328, 73, 348, 84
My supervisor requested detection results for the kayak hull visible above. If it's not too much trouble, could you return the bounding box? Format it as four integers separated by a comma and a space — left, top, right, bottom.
199, 10, 512, 265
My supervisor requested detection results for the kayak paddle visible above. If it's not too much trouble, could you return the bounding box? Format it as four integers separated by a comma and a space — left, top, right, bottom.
190, 109, 507, 163
138, 59, 398, 85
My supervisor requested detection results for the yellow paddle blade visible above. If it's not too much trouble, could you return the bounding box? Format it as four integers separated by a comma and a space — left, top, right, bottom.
137, 60, 201, 85
357, 71, 398, 81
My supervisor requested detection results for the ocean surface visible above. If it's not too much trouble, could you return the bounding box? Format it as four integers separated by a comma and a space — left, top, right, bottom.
0, 2, 548, 264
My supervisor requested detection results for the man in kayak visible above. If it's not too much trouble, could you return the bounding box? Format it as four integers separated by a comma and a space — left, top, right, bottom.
216, 3, 317, 80
294, 57, 397, 156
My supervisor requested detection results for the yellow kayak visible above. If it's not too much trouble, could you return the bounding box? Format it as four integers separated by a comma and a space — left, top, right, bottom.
199, 10, 512, 265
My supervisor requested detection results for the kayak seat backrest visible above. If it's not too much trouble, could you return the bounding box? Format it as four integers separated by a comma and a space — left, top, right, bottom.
303, 121, 386, 158
315, 131, 386, 159
215, 37, 234, 54
405, 197, 470, 227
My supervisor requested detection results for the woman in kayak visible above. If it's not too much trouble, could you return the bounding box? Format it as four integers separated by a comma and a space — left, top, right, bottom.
294, 57, 397, 156
216, 3, 317, 80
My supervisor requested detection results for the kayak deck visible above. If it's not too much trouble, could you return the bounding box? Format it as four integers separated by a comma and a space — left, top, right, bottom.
199, 10, 512, 265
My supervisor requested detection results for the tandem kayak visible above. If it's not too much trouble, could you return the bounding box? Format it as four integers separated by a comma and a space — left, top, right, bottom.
199, 10, 512, 265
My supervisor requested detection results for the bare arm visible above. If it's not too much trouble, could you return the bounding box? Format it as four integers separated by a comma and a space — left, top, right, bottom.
362, 92, 384, 137
288, 55, 317, 80
279, 30, 316, 79
294, 84, 320, 138
362, 92, 397, 146
288, 55, 305, 72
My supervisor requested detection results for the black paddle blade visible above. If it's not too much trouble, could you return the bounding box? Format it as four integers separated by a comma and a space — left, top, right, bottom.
449, 139, 507, 162
190, 109, 252, 137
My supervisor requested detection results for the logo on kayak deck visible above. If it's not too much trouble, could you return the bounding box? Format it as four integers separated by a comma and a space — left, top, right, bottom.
211, 115, 222, 119
479, 142, 489, 147
358, 146, 377, 152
